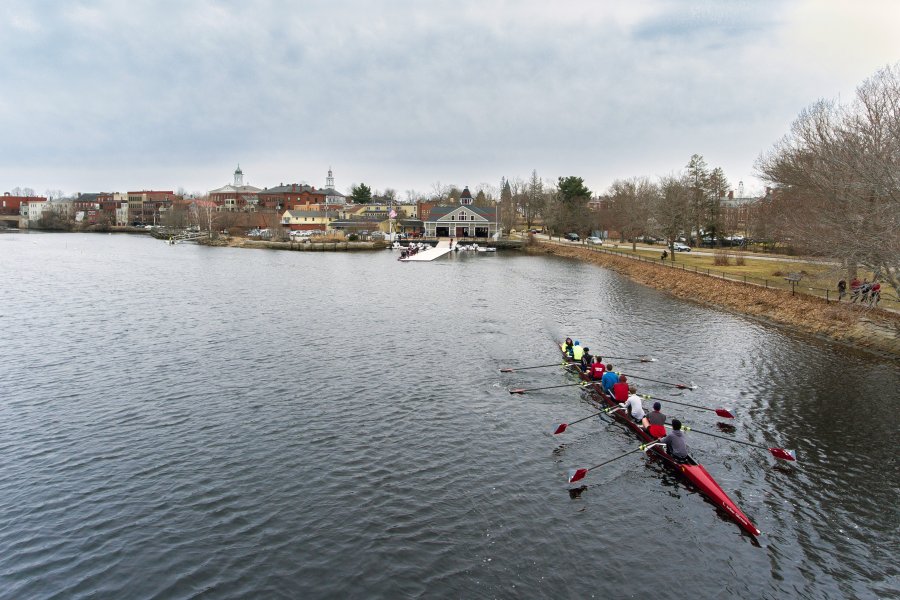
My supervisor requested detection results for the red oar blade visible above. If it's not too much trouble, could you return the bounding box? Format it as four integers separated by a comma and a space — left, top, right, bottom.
770, 448, 797, 462
509, 388, 525, 395
553, 423, 568, 435
567, 468, 588, 483
715, 408, 736, 419
499, 368, 515, 373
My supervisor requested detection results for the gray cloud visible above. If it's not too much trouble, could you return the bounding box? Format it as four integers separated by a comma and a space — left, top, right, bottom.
1, 0, 897, 196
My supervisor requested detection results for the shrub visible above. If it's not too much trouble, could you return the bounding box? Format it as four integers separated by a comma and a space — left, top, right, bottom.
713, 249, 732, 266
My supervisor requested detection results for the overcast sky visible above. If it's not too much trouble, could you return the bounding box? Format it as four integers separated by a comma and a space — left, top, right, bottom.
1, 0, 898, 198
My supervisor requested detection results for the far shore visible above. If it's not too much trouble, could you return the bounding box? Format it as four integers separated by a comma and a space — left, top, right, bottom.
529, 240, 900, 358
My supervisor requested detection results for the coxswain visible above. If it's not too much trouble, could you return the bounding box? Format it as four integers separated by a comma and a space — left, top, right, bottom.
600, 365, 618, 394
662, 419, 690, 461
572, 340, 584, 362
580, 347, 593, 372
561, 338, 574, 357
589, 356, 605, 381
623, 384, 648, 427
612, 374, 629, 403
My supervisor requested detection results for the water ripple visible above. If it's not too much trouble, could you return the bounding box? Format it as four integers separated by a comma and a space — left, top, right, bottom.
0, 235, 896, 599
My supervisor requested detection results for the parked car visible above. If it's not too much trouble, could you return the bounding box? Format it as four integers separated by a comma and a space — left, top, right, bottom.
586, 236, 603, 245
673, 242, 691, 252
565, 233, 580, 242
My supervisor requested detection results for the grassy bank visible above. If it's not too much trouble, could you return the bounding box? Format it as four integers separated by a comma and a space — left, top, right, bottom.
530, 241, 900, 357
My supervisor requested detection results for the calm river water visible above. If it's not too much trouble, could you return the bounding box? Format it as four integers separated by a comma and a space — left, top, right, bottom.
0, 232, 897, 599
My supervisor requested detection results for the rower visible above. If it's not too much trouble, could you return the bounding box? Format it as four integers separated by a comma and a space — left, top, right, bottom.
623, 384, 649, 427
572, 340, 584, 362
600, 365, 618, 394
589, 356, 605, 381
647, 401, 666, 426
580, 347, 593, 372
561, 338, 574, 357
612, 374, 629, 403
662, 419, 690, 461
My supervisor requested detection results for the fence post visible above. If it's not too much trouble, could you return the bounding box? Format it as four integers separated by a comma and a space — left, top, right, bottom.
826, 289, 830, 302
743, 275, 746, 284
765, 279, 768, 288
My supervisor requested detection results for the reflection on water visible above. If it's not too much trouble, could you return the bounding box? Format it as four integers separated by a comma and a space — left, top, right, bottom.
0, 233, 896, 599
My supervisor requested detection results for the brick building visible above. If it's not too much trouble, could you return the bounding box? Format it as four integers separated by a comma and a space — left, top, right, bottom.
209, 165, 261, 211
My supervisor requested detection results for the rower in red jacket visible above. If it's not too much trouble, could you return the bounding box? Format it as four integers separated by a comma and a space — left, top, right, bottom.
612, 374, 629, 403
589, 356, 605, 380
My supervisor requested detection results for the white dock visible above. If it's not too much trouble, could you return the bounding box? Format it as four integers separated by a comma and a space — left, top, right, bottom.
400, 240, 452, 262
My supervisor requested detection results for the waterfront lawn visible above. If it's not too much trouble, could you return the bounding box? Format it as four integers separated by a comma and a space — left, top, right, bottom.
594, 244, 896, 311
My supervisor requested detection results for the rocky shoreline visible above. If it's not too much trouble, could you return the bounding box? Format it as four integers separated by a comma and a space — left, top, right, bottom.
530, 241, 900, 358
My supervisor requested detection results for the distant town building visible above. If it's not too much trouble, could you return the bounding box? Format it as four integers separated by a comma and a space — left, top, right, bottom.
281, 209, 335, 231
21, 197, 49, 224
1, 192, 46, 215
259, 183, 326, 211
323, 167, 347, 205
209, 165, 262, 211
127, 190, 177, 225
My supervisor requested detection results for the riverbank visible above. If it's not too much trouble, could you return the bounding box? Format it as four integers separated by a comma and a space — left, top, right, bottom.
530, 240, 900, 357
200, 237, 387, 251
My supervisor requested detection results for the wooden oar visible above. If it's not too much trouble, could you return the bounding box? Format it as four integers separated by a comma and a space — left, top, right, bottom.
640, 394, 734, 419
499, 362, 567, 373
603, 355, 657, 363
567, 442, 664, 483
669, 424, 796, 461
620, 373, 696, 390
509, 381, 590, 394
553, 405, 624, 434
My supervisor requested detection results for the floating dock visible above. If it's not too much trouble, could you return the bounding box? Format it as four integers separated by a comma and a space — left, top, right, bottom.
400, 240, 452, 262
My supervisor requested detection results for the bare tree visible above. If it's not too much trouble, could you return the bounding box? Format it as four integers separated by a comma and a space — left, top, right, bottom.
519, 169, 546, 230
757, 62, 900, 295
654, 175, 690, 260
609, 177, 655, 250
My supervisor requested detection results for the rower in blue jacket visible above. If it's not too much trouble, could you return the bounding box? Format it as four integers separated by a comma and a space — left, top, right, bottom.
600, 365, 618, 394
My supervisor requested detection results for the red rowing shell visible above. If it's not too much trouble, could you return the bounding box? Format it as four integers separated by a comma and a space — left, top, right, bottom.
560, 345, 761, 537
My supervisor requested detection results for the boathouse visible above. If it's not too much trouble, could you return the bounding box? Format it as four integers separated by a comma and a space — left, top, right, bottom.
423, 187, 498, 239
